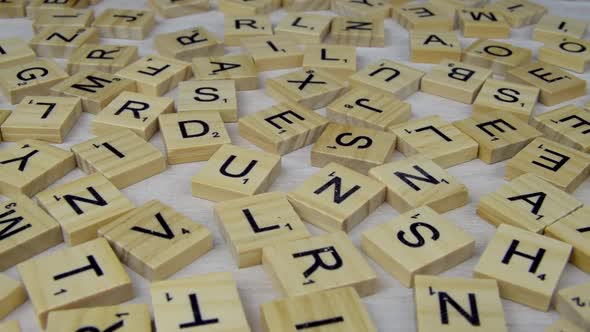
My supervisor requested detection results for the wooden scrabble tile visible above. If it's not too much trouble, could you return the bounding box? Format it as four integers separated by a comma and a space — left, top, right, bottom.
474, 223, 572, 311
0, 0, 25, 18
192, 55, 258, 91
191, 144, 281, 202
1, 96, 81, 144
410, 31, 461, 64
177, 80, 238, 122
414, 276, 507, 331
224, 15, 273, 46
241, 35, 303, 72
362, 207, 474, 287
219, 0, 279, 15
159, 112, 231, 164
0, 274, 27, 320
149, 0, 209, 18
473, 79, 540, 122
154, 26, 224, 62
214, 192, 310, 268
0, 140, 76, 197
92, 9, 155, 40
67, 44, 138, 75
430, 0, 489, 17
454, 112, 542, 164
421, 60, 492, 104
47, 304, 151, 332
0, 38, 36, 70
29, 26, 98, 59
0, 109, 10, 141
463, 39, 533, 76
238, 102, 328, 155
302, 45, 356, 80
506, 137, 590, 193
50, 69, 136, 114
26, 0, 89, 18
262, 231, 377, 297
287, 162, 385, 232
36, 173, 135, 245
545, 206, 590, 273
17, 238, 133, 328
539, 37, 590, 74
533, 15, 587, 43
531, 105, 590, 153
311, 123, 396, 174
283, 0, 330, 10
556, 281, 590, 331
99, 200, 213, 281
458, 8, 511, 38
261, 287, 377, 332
151, 272, 251, 332
0, 321, 20, 332
330, 17, 385, 47
485, 0, 546, 28
266, 68, 346, 109
92, 91, 174, 140
0, 59, 69, 104
32, 8, 94, 34
545, 318, 585, 332
331, 0, 391, 19
349, 59, 425, 99
477, 173, 582, 234
393, 3, 454, 31
389, 115, 479, 168
275, 13, 332, 44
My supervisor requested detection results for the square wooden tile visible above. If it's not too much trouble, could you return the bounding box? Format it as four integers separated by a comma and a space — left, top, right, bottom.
0, 59, 69, 104
0, 38, 36, 69
116, 54, 192, 96
533, 15, 587, 43
556, 281, 590, 331
485, 0, 546, 28
177, 80, 238, 122
531, 105, 590, 153
92, 9, 155, 40
421, 60, 493, 104
473, 78, 540, 122
349, 59, 425, 99
539, 37, 590, 73
458, 9, 511, 38
32, 8, 93, 34
154, 26, 224, 62
67, 44, 138, 74
192, 55, 258, 91
463, 39, 533, 76
393, 3, 454, 31
302, 44, 356, 80
410, 31, 461, 64
0, 321, 20, 332
29, 26, 99, 59
0, 273, 27, 320
27, 0, 89, 18
283, 0, 330, 11
241, 35, 303, 71
429, 0, 489, 17
224, 15, 273, 46
46, 304, 151, 332
275, 13, 332, 44
331, 0, 391, 19
330, 17, 385, 47
545, 206, 590, 273
0, 109, 9, 141
0, 0, 25, 18
219, 0, 279, 15
545, 318, 585, 332
149, 0, 209, 18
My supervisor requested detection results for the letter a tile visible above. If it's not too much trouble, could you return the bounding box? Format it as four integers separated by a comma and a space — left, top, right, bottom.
47, 304, 151, 332
192, 55, 258, 91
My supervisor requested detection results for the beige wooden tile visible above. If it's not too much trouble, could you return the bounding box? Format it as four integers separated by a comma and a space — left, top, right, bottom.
287, 162, 385, 232
0, 38, 36, 70
0, 0, 25, 18
506, 137, 590, 193
261, 287, 377, 332
275, 13, 332, 44
410, 31, 461, 64
474, 223, 572, 311
393, 3, 454, 31
149, 0, 209, 18
458, 8, 511, 38
67, 44, 138, 74
17, 238, 133, 328
330, 17, 385, 47
219, 0, 279, 15
421, 60, 492, 104
473, 78, 540, 122
283, 0, 330, 11
32, 8, 94, 34
430, 0, 489, 17
485, 0, 546, 28
154, 26, 224, 62
191, 144, 281, 202
556, 281, 590, 331
214, 192, 310, 268
99, 200, 213, 281
92, 9, 155, 40
224, 15, 273, 46
531, 105, 590, 153
159, 112, 231, 164
0, 109, 10, 141
192, 55, 258, 91
0, 139, 76, 197
389, 115, 479, 168
545, 318, 585, 332
463, 39, 532, 76
0, 273, 27, 320
116, 54, 191, 96
47, 304, 151, 332
29, 26, 99, 59
533, 15, 587, 43
0, 321, 20, 332
331, 0, 391, 19
238, 102, 328, 155
414, 276, 507, 332
545, 206, 590, 274
27, 0, 89, 18
349, 59, 425, 99
241, 35, 303, 72
302, 44, 356, 80
177, 80, 238, 122
151, 272, 251, 332
539, 37, 590, 74
0, 59, 69, 104
1, 96, 82, 144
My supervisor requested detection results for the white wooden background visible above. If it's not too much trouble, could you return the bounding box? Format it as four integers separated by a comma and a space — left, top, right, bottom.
1, 0, 589, 331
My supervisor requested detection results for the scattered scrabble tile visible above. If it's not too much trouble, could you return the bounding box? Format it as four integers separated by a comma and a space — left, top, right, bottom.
18, 238, 133, 328
389, 115, 479, 168
0, 139, 76, 197
533, 15, 587, 43
32, 8, 94, 33
474, 223, 572, 311
151, 272, 251, 332
331, 0, 391, 19
0, 109, 10, 141
430, 0, 489, 17
177, 80, 238, 122
192, 55, 258, 91
393, 3, 454, 31
556, 281, 590, 331
116, 54, 191, 96
287, 162, 385, 232
0, 273, 27, 320
191, 144, 281, 202
47, 304, 151, 332
0, 59, 69, 104
410, 31, 461, 64
539, 37, 590, 73
67, 44, 138, 74
362, 207, 474, 287
241, 35, 303, 71
302, 45, 356, 79
29, 26, 98, 59
215, 192, 310, 267
454, 112, 542, 164
486, 0, 546, 28
1, 96, 81, 144
275, 13, 332, 44
263, 231, 377, 297
349, 59, 425, 99
224, 15, 273, 46
531, 105, 590, 153
238, 102, 328, 155
99, 200, 213, 281
506, 137, 590, 193
266, 68, 346, 109
463, 39, 533, 76
0, 0, 25, 18
159, 112, 231, 164
473, 79, 540, 122
149, 0, 209, 18
0, 38, 36, 69
154, 26, 224, 62
545, 206, 590, 273
261, 287, 377, 331
414, 276, 507, 331
421, 60, 493, 104
92, 9, 155, 40
545, 318, 585, 332
219, 0, 279, 15
283, 0, 330, 10
458, 8, 511, 38
26, 0, 89, 18
330, 17, 385, 47
0, 321, 20, 332
50, 69, 136, 114
92, 91, 174, 140
311, 123, 397, 174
